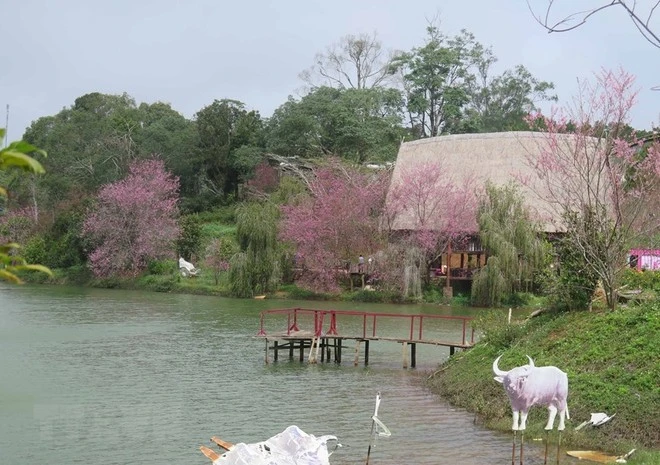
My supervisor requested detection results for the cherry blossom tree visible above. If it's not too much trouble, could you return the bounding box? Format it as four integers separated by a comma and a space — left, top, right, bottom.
385, 158, 478, 289
524, 68, 660, 309
82, 158, 180, 277
279, 159, 390, 292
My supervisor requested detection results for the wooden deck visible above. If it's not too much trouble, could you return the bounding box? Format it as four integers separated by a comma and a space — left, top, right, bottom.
256, 308, 475, 368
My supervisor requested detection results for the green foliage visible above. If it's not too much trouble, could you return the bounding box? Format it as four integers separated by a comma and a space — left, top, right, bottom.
472, 183, 548, 306
621, 268, 660, 295
176, 214, 203, 260
205, 236, 239, 285
195, 205, 237, 225
193, 99, 265, 201
464, 64, 557, 132
501, 291, 536, 308
472, 309, 530, 350
22, 235, 48, 266
0, 128, 52, 283
276, 284, 333, 301
41, 206, 88, 268
229, 202, 282, 297
201, 223, 236, 239
138, 274, 178, 292
543, 210, 602, 312
267, 86, 404, 162
147, 259, 177, 275
270, 176, 307, 205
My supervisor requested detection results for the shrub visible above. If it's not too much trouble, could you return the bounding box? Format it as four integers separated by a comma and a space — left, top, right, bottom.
620, 268, 660, 294
472, 310, 529, 350
147, 259, 177, 275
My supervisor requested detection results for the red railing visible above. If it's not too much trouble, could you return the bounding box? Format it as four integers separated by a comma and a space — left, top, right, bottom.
257, 308, 475, 347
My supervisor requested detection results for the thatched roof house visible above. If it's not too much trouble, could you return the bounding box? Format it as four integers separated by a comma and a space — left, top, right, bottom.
387, 131, 590, 234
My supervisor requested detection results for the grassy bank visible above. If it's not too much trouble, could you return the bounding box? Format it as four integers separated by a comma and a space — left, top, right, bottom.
426, 302, 660, 463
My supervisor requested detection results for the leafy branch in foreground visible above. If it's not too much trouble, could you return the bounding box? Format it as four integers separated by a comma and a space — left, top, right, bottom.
0, 128, 52, 283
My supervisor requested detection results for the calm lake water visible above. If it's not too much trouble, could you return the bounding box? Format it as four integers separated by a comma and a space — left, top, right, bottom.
0, 284, 574, 464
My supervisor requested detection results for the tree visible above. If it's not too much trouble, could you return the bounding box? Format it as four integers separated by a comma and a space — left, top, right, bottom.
471, 183, 548, 307
22, 94, 197, 216
385, 159, 477, 295
205, 236, 238, 285
229, 202, 281, 297
464, 64, 557, 132
528, 0, 660, 49
176, 214, 202, 262
391, 27, 478, 137
0, 128, 51, 283
193, 99, 265, 204
279, 160, 390, 292
267, 86, 404, 163
300, 32, 395, 90
523, 68, 660, 309
82, 158, 180, 277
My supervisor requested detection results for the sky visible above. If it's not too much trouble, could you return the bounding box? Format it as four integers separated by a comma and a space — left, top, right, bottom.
2, 0, 659, 143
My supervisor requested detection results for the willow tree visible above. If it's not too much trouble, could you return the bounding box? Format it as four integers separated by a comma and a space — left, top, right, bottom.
229, 202, 281, 297
472, 183, 548, 306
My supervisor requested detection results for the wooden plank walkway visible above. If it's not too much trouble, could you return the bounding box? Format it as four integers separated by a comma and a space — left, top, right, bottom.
256, 308, 475, 368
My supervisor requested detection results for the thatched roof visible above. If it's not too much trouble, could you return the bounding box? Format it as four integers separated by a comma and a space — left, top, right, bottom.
387, 131, 585, 233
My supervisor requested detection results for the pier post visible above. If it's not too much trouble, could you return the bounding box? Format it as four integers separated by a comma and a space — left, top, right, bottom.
274, 340, 278, 362
364, 340, 370, 366
402, 341, 409, 369
299, 340, 304, 362
354, 340, 361, 366
265, 339, 269, 364
411, 343, 416, 368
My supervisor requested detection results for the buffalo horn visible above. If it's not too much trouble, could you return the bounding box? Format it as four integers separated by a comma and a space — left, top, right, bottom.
493, 355, 508, 376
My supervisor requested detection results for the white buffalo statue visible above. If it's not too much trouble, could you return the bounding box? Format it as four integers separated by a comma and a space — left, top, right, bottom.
493, 355, 569, 431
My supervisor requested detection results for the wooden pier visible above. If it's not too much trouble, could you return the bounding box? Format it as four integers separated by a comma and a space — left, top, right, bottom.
256, 308, 475, 368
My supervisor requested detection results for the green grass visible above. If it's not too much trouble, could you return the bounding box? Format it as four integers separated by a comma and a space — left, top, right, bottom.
426, 302, 660, 461
201, 223, 236, 238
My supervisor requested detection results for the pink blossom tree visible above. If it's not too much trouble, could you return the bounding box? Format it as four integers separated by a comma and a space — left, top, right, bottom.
82, 158, 180, 277
279, 159, 390, 292
385, 159, 478, 292
524, 68, 660, 309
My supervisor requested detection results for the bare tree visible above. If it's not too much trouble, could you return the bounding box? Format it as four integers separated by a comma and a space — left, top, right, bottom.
528, 0, 660, 49
300, 32, 395, 90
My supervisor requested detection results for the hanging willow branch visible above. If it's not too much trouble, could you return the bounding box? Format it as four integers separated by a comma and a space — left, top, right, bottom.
472, 183, 549, 307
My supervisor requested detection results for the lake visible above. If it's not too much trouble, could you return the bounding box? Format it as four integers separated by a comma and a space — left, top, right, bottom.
0, 284, 573, 464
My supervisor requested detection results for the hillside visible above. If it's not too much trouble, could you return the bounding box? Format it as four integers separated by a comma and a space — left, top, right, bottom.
426, 301, 660, 463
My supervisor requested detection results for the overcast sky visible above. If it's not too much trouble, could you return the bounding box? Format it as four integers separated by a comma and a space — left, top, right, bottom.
2, 0, 659, 143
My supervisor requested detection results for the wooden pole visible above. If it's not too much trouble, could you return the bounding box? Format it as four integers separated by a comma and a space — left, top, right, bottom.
402, 341, 408, 369
411, 343, 416, 368
265, 339, 269, 364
